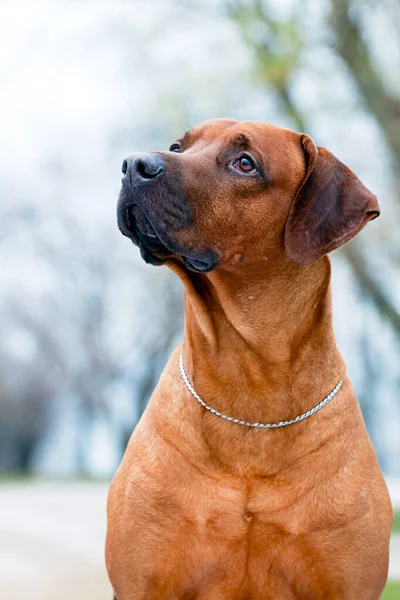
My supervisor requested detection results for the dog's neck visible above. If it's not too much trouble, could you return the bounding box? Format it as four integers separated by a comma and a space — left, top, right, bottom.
169, 256, 346, 429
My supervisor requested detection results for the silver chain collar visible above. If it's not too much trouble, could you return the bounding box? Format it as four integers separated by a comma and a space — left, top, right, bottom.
179, 354, 344, 429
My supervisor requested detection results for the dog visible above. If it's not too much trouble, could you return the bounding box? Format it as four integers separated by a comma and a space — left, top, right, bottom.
106, 119, 393, 599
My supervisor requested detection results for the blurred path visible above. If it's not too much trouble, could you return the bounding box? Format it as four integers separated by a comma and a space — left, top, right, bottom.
0, 479, 399, 599
391, 536, 400, 579
0, 481, 112, 600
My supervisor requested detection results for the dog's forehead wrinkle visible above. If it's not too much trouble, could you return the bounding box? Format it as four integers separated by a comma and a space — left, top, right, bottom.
231, 133, 250, 150
183, 118, 239, 143
183, 120, 301, 150
182, 122, 291, 160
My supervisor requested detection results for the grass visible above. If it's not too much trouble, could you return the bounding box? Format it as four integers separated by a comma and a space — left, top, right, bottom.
392, 510, 400, 534
382, 581, 400, 599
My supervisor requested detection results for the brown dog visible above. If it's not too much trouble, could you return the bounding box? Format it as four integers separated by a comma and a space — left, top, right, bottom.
106, 119, 392, 599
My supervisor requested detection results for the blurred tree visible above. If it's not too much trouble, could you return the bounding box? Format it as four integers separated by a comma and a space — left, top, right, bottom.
227, 0, 400, 337
0, 349, 53, 472
0, 205, 183, 475
1, 0, 399, 476
330, 0, 400, 179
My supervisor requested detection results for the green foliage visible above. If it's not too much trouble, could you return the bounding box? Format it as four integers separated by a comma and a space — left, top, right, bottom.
382, 581, 400, 599
393, 510, 400, 534
226, 0, 309, 131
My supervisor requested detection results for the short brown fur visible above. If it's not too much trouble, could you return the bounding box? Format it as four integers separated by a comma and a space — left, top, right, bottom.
107, 119, 392, 599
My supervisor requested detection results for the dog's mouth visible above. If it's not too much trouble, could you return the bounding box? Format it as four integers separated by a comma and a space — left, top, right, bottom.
120, 204, 172, 266
118, 203, 217, 272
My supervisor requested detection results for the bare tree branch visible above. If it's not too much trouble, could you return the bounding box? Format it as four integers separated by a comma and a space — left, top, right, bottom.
330, 0, 400, 174
343, 245, 400, 337
227, 0, 307, 131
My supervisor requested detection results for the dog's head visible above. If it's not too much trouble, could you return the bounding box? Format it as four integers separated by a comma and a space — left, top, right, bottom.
117, 119, 379, 272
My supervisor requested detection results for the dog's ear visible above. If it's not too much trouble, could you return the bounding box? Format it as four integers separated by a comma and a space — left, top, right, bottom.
284, 135, 380, 265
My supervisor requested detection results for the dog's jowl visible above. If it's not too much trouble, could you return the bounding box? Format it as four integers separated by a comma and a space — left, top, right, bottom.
107, 119, 392, 600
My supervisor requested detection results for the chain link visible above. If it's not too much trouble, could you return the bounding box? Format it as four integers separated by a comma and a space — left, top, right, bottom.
179, 354, 344, 429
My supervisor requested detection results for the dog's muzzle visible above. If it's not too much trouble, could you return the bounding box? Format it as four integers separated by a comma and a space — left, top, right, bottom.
117, 152, 219, 272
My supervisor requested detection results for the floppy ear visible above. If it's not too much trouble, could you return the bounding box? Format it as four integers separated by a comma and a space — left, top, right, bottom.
284, 135, 380, 265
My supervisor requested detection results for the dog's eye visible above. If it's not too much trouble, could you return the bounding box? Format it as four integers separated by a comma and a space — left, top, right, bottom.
169, 143, 181, 153
233, 155, 257, 173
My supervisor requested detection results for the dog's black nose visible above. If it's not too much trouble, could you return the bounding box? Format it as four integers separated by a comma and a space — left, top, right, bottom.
122, 153, 164, 189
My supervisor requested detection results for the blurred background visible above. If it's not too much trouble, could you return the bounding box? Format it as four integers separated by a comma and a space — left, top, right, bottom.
0, 0, 399, 598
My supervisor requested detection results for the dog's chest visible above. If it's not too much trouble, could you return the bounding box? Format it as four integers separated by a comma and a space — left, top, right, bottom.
107, 472, 348, 600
